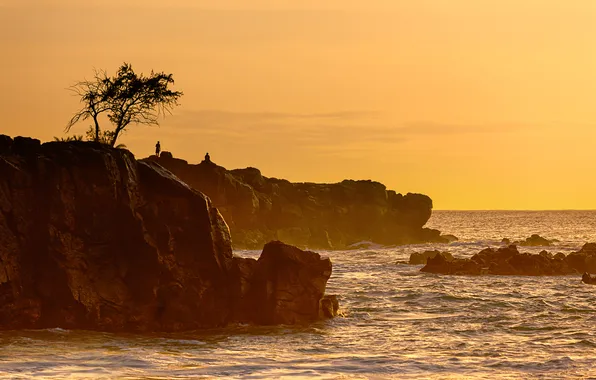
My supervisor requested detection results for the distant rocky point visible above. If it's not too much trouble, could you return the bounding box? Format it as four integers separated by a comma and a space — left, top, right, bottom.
146, 151, 447, 249
421, 243, 596, 276
0, 135, 338, 332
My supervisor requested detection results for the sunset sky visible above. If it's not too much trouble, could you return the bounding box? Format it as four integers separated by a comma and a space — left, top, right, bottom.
2, 1, 596, 210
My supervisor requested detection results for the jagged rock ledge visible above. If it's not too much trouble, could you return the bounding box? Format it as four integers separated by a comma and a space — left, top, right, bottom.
0, 135, 338, 332
146, 152, 447, 249
421, 243, 596, 276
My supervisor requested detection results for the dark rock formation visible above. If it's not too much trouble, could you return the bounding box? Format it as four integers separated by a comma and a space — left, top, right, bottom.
565, 243, 596, 274
409, 250, 454, 265
516, 234, 554, 247
145, 152, 443, 249
319, 295, 340, 318
421, 243, 596, 276
238, 241, 333, 325
554, 252, 566, 260
0, 136, 337, 332
581, 272, 596, 285
421, 245, 575, 276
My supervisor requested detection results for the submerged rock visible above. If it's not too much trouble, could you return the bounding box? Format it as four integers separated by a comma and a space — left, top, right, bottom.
515, 234, 554, 247
0, 136, 338, 332
347, 241, 384, 250
409, 250, 454, 265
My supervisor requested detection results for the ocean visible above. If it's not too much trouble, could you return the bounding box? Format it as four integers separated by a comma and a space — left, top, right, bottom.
1, 210, 596, 379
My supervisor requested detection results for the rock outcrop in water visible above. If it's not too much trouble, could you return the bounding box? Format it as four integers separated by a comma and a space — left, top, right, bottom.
0, 135, 337, 332
565, 243, 596, 273
515, 234, 556, 247
500, 235, 558, 247
420, 243, 596, 276
145, 152, 444, 249
408, 250, 454, 265
238, 241, 336, 325
581, 272, 596, 285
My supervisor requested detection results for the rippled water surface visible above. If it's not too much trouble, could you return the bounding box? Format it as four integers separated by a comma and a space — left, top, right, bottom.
2, 211, 596, 379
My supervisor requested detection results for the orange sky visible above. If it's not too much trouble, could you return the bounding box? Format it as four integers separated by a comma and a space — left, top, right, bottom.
2, 0, 596, 210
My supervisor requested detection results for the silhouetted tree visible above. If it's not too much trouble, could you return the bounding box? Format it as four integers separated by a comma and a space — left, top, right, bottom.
66, 63, 183, 146
84, 126, 127, 149
105, 63, 183, 146
66, 69, 111, 142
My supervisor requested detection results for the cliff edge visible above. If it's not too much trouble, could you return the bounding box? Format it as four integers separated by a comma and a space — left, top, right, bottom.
146, 152, 443, 249
0, 136, 337, 332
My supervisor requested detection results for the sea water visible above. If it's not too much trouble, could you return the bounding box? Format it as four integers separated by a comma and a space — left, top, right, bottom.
1, 211, 596, 379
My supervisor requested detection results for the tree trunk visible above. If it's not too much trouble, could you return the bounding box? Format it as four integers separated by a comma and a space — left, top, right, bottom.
93, 116, 100, 142
110, 127, 123, 147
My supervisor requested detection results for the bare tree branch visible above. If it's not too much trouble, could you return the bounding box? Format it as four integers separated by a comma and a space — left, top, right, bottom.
65, 63, 183, 146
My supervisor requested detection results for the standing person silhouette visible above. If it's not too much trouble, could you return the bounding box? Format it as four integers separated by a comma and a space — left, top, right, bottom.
155, 141, 161, 157
205, 152, 211, 162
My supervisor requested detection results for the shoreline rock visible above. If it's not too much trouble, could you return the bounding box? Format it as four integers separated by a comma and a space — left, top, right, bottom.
0, 136, 338, 332
237, 241, 335, 325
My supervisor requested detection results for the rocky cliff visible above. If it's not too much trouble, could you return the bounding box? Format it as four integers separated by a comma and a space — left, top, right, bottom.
146, 152, 444, 249
0, 135, 337, 332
